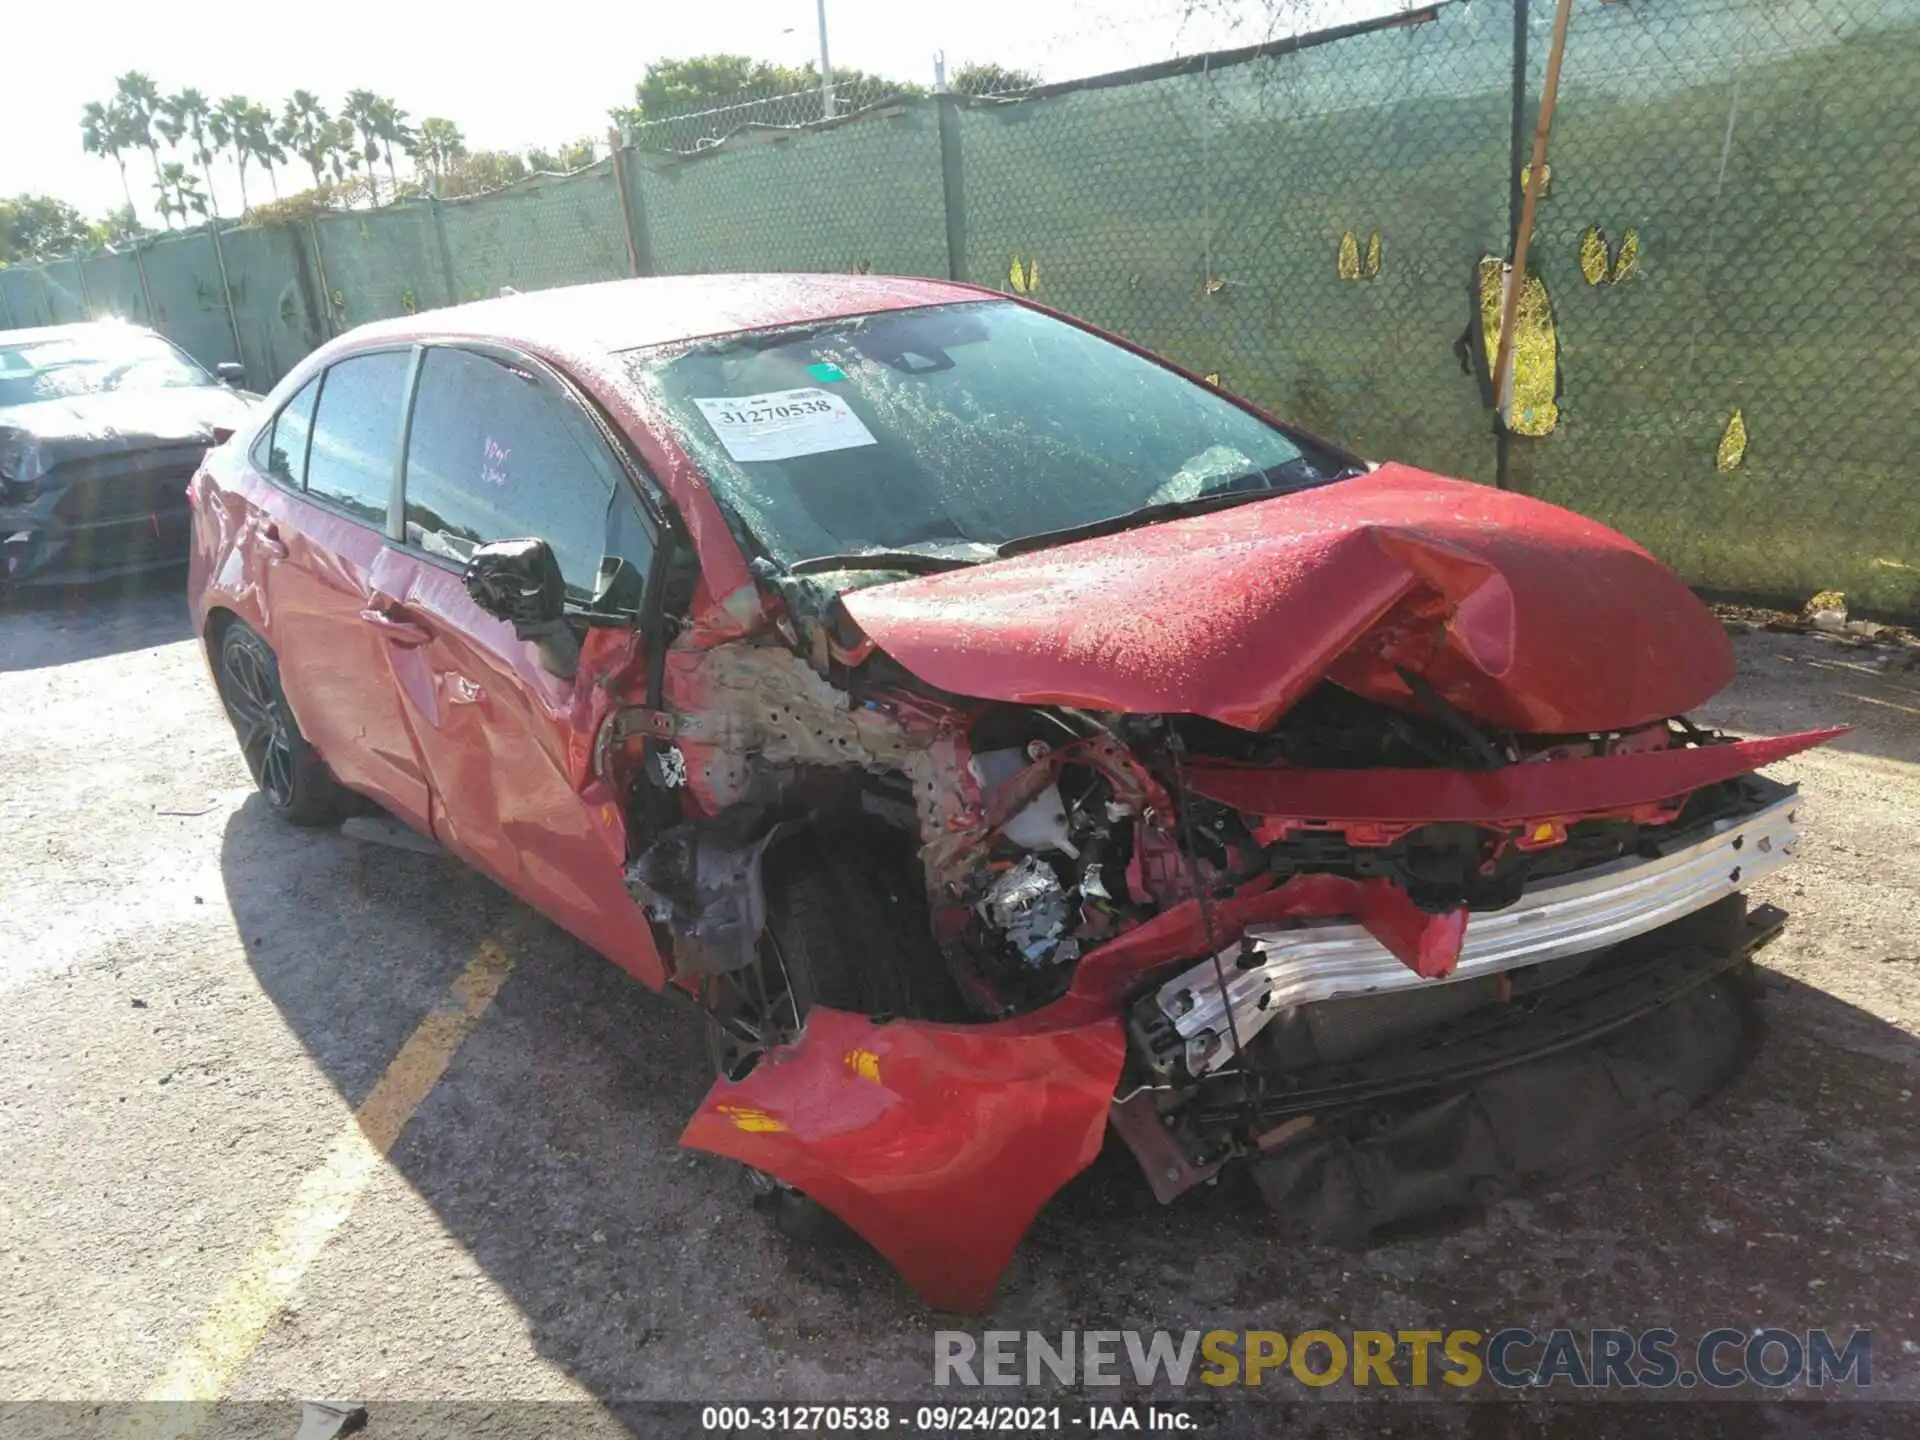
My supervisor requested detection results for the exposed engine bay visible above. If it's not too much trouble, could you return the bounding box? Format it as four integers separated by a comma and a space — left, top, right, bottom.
624, 625, 1799, 1026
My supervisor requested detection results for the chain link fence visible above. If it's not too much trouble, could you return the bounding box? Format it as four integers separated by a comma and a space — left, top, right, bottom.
1519, 0, 1920, 612
3, 0, 1915, 612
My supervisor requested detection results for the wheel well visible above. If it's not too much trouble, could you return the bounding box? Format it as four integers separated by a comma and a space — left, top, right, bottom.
202, 606, 241, 672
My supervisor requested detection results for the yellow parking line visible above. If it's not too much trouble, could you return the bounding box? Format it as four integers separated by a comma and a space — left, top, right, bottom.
140, 936, 516, 1411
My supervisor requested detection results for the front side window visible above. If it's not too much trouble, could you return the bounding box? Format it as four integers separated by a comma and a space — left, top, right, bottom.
0, 328, 212, 406
402, 346, 640, 599
625, 299, 1353, 567
304, 350, 410, 527
254, 376, 321, 488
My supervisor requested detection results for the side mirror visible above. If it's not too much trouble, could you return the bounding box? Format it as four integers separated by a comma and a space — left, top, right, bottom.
464, 538, 578, 678
464, 537, 565, 631
216, 361, 246, 387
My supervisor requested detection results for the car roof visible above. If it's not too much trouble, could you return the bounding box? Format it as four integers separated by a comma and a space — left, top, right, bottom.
0, 321, 163, 347
343, 273, 997, 362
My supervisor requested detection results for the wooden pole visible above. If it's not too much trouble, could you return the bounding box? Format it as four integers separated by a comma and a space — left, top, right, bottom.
608, 127, 642, 278
607, 127, 655, 278
305, 218, 338, 339
1491, 0, 1575, 426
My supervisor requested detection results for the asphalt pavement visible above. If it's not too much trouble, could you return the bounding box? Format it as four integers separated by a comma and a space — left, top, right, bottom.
2, 572, 1917, 1434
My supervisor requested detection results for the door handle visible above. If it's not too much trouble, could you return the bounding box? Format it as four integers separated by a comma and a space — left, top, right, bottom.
257, 521, 288, 561
359, 606, 432, 647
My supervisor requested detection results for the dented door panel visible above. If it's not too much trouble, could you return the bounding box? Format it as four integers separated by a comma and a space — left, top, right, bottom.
374, 549, 667, 988
256, 491, 434, 831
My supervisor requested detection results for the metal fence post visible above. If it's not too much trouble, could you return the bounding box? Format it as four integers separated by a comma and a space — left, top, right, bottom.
73, 254, 95, 320
935, 92, 967, 283
131, 236, 157, 325
206, 222, 245, 365
304, 218, 337, 339
1493, 0, 1532, 493
609, 135, 656, 277
0, 274, 14, 328
429, 193, 460, 306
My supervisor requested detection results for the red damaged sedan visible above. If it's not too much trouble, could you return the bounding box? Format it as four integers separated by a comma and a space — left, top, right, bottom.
187, 275, 1836, 1310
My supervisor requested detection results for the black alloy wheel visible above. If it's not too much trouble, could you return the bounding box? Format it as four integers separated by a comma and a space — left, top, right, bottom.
217, 623, 341, 826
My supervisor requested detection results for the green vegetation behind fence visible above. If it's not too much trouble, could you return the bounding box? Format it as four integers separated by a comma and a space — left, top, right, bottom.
5, 0, 1916, 612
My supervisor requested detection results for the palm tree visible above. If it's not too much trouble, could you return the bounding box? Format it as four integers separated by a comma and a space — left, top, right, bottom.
273, 109, 298, 190
324, 118, 366, 200
342, 90, 383, 202
211, 95, 254, 211
179, 171, 209, 221
370, 98, 414, 199
159, 88, 220, 217
408, 116, 467, 190
154, 161, 205, 229
81, 100, 142, 223
245, 102, 288, 199
114, 71, 165, 198
100, 206, 141, 245
281, 91, 332, 189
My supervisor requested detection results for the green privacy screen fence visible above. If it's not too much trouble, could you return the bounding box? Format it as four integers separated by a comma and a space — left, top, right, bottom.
5, 0, 1916, 612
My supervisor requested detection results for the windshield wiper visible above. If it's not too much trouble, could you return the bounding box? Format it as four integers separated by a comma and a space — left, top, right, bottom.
786, 549, 982, 576
994, 488, 1283, 559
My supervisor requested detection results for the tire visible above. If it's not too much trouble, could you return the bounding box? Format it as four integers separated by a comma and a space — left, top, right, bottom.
708, 831, 958, 1246
702, 829, 959, 1082
761, 831, 960, 1021
216, 622, 343, 827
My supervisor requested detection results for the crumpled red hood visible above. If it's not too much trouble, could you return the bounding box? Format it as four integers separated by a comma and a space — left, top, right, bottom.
841, 464, 1735, 734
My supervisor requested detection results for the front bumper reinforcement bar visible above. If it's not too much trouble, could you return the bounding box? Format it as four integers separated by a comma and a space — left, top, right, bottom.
1154, 789, 1800, 1076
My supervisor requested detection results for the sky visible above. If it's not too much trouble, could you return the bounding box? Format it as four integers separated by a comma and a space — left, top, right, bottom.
0, 0, 1402, 226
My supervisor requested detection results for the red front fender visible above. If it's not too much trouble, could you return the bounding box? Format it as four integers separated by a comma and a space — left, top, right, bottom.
681, 1005, 1125, 1312
677, 873, 1474, 1310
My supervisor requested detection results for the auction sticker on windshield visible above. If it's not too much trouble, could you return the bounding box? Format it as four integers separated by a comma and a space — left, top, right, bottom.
692, 387, 877, 462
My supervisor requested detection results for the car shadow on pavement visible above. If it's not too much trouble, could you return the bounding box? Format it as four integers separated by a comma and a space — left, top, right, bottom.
0, 566, 192, 672
217, 793, 1920, 1412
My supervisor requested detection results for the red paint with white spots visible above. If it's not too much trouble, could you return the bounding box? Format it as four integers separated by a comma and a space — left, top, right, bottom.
842, 464, 1736, 736
186, 275, 1836, 1316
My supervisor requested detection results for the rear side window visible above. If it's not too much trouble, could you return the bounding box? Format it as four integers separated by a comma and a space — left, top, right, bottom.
254, 376, 320, 487
402, 346, 633, 597
304, 350, 410, 527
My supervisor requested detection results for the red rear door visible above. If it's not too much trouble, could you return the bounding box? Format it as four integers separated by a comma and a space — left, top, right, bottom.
252, 347, 432, 831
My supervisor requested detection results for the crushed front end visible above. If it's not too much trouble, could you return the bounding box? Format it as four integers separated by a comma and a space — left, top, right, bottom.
627, 474, 1841, 1311
0, 382, 254, 592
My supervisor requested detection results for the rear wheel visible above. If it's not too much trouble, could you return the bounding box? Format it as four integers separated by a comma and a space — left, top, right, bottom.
217, 622, 342, 827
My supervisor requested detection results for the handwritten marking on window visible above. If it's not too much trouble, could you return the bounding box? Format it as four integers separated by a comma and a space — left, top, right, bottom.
482, 435, 511, 487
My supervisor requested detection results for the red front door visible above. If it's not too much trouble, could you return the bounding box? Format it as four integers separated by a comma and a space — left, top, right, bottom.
366, 341, 668, 986
370, 551, 665, 986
